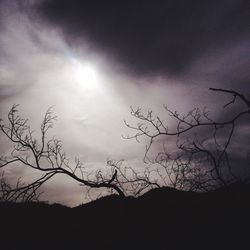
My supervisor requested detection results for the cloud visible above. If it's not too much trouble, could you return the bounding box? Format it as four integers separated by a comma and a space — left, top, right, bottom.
182, 37, 250, 90
36, 0, 250, 78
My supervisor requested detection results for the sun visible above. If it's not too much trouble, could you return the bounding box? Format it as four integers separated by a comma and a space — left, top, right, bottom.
73, 61, 99, 90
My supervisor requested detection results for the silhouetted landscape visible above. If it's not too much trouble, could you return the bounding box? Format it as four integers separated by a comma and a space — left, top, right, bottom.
1, 1, 249, 249
1, 183, 250, 249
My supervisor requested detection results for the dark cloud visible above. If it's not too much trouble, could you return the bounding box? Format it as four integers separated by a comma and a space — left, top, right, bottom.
36, 0, 250, 77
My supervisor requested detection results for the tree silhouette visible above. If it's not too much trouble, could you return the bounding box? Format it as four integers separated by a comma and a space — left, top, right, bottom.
0, 105, 124, 201
123, 88, 250, 191
0, 88, 249, 202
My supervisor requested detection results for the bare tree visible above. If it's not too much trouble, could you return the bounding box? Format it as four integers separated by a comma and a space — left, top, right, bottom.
0, 105, 125, 201
0, 104, 163, 202
1, 88, 249, 202
106, 159, 161, 197
124, 88, 250, 191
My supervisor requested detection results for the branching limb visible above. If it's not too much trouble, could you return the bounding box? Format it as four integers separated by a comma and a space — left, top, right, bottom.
0, 105, 125, 202
124, 88, 250, 191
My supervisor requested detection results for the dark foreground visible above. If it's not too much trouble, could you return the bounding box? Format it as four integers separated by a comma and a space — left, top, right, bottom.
1, 183, 250, 250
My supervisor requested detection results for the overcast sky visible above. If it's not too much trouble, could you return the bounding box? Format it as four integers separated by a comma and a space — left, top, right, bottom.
0, 0, 249, 206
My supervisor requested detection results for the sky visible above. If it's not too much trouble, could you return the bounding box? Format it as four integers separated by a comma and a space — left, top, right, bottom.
0, 0, 249, 206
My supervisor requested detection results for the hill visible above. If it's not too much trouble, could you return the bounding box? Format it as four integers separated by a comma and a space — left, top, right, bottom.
1, 184, 250, 249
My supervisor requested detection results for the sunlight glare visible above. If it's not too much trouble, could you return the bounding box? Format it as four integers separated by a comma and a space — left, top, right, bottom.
74, 62, 99, 90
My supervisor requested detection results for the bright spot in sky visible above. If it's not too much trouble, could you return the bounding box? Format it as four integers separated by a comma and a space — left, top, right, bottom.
73, 60, 99, 90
